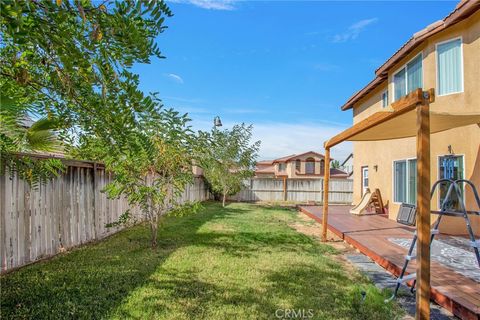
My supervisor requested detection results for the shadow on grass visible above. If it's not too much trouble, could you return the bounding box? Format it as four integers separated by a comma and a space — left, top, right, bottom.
0, 202, 228, 319
114, 263, 397, 320
1, 202, 396, 319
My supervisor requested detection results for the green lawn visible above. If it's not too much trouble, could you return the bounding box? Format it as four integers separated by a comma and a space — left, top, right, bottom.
1, 202, 401, 319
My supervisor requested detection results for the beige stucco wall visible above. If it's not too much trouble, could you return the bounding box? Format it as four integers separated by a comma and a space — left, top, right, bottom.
351, 11, 480, 235
269, 152, 326, 179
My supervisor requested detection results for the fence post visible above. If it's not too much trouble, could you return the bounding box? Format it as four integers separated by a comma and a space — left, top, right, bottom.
0, 159, 211, 272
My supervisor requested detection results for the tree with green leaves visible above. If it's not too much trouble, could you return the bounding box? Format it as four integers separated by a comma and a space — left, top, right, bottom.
75, 106, 200, 248
201, 124, 260, 207
1, 0, 204, 246
1, 0, 173, 178
0, 93, 65, 186
331, 160, 341, 169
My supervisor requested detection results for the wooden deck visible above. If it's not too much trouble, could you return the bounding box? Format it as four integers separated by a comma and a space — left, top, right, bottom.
299, 205, 480, 320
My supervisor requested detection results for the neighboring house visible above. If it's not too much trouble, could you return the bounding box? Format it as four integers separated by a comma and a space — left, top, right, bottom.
339, 1, 479, 235
255, 151, 348, 179
340, 153, 354, 179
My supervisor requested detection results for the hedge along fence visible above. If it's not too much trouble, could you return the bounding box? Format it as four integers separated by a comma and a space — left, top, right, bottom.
0, 158, 211, 273
230, 178, 353, 204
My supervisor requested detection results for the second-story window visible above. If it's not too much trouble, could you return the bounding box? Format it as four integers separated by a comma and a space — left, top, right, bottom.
381, 90, 388, 108
393, 54, 423, 101
278, 163, 286, 172
295, 159, 301, 171
437, 38, 463, 96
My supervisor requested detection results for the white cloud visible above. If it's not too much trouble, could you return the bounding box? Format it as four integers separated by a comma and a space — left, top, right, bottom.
252, 122, 352, 162
177, 115, 353, 162
313, 62, 340, 72
168, 0, 237, 10
165, 73, 184, 84
172, 106, 211, 115
163, 96, 203, 104
332, 18, 378, 43
223, 108, 267, 115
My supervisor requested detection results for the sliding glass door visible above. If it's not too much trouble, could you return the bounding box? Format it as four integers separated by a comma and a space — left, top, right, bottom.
394, 159, 417, 205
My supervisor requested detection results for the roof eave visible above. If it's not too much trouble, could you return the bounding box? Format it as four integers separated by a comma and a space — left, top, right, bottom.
340, 0, 480, 112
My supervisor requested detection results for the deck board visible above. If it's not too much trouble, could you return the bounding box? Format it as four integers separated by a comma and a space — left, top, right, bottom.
299, 205, 480, 320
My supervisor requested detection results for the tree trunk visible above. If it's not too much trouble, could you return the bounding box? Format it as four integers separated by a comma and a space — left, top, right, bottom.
150, 220, 158, 248
222, 193, 226, 207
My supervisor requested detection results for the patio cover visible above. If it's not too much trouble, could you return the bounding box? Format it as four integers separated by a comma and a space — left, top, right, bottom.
345, 110, 480, 141
325, 89, 480, 148
321, 89, 480, 320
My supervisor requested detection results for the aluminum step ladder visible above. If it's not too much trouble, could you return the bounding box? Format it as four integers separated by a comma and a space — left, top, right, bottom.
386, 179, 480, 302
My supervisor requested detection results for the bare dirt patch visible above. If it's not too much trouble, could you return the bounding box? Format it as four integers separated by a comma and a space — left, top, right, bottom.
291, 211, 362, 277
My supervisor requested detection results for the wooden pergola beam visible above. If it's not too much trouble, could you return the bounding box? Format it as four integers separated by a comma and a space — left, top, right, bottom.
324, 89, 424, 149
416, 91, 431, 320
322, 88, 435, 319
322, 148, 330, 242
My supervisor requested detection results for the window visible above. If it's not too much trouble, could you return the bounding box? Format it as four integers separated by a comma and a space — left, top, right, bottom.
295, 159, 301, 172
320, 159, 325, 174
437, 38, 463, 95
438, 155, 464, 210
407, 55, 423, 93
278, 163, 286, 172
362, 167, 369, 196
381, 90, 389, 108
393, 54, 423, 101
393, 68, 406, 101
305, 158, 315, 174
394, 159, 417, 205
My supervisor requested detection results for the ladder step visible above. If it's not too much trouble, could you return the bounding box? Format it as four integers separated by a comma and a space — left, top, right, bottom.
471, 240, 480, 248
397, 273, 416, 283
406, 255, 416, 261
431, 210, 467, 217
414, 230, 439, 236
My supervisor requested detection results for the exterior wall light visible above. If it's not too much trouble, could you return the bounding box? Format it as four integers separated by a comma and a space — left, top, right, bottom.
214, 116, 222, 127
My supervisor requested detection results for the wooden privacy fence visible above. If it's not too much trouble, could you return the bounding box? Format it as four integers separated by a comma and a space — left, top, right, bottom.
0, 160, 210, 273
230, 178, 353, 203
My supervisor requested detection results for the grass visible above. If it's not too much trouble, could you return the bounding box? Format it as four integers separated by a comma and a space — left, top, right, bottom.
1, 202, 402, 319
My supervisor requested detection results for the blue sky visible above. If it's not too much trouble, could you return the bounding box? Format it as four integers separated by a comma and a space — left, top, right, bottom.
133, 0, 456, 161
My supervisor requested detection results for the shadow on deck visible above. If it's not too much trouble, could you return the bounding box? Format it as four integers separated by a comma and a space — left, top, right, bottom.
299, 205, 480, 320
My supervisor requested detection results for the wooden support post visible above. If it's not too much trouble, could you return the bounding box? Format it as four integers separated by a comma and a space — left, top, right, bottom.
322, 148, 331, 242
283, 176, 287, 201
416, 93, 431, 320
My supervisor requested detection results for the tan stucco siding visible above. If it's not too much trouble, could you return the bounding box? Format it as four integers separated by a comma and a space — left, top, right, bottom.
287, 153, 325, 178
351, 11, 480, 235
353, 127, 479, 235
353, 83, 388, 123
354, 11, 480, 121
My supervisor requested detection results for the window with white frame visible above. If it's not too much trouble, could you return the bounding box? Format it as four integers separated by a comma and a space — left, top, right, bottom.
381, 90, 388, 108
394, 159, 417, 205
437, 38, 463, 95
393, 54, 423, 101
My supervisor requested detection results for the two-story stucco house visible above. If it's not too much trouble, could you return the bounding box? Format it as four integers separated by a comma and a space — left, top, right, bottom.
255, 151, 348, 179
340, 1, 479, 235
